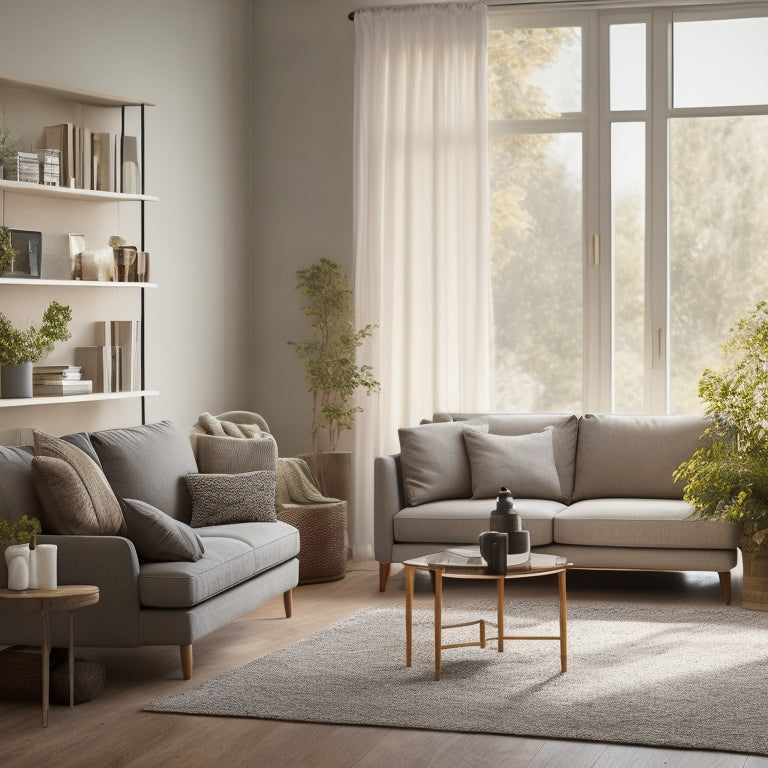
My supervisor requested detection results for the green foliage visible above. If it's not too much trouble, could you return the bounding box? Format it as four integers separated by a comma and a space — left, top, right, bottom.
294, 258, 380, 452
0, 226, 18, 276
0, 514, 41, 545
673, 301, 768, 550
0, 300, 72, 366
0, 107, 19, 166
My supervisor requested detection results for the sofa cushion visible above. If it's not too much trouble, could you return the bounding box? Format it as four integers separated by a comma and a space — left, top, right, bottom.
463, 427, 561, 500
448, 413, 579, 504
121, 498, 205, 562
571, 414, 709, 501
194, 433, 278, 474
393, 498, 561, 546
137, 521, 299, 607
186, 471, 277, 526
0, 445, 44, 523
554, 498, 740, 549
30, 431, 125, 536
398, 420, 488, 506
90, 420, 198, 523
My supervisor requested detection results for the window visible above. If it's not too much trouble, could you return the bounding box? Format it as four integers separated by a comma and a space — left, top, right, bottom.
489, 4, 768, 414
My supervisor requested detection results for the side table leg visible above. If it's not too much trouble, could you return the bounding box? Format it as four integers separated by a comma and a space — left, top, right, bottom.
405, 565, 414, 667
41, 607, 50, 727
497, 577, 505, 653
434, 569, 443, 681
559, 569, 568, 672
68, 611, 75, 707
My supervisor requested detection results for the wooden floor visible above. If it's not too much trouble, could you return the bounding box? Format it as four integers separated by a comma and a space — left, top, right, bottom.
1, 560, 767, 768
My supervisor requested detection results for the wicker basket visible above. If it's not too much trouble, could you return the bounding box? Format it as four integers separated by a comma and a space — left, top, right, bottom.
278, 500, 347, 584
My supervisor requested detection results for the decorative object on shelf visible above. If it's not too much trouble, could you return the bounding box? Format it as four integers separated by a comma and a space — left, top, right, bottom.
0, 229, 42, 278
36, 544, 57, 590
479, 530, 508, 574
68, 233, 85, 280
490, 486, 530, 558
291, 258, 380, 503
0, 300, 73, 398
674, 300, 768, 611
0, 226, 18, 276
0, 514, 42, 589
80, 247, 115, 282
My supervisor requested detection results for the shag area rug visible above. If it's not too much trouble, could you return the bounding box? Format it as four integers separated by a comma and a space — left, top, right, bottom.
146, 599, 768, 756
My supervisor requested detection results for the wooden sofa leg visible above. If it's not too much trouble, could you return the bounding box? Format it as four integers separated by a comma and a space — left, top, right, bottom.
718, 571, 732, 605
180, 644, 193, 680
283, 589, 293, 618
379, 562, 391, 592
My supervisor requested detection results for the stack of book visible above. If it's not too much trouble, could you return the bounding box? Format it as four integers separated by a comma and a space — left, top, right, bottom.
32, 365, 93, 396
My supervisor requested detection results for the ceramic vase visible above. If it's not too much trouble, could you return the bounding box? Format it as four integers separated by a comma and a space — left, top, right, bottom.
5, 543, 30, 590
1, 363, 33, 398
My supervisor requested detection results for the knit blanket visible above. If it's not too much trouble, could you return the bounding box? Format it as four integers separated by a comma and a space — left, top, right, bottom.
193, 412, 337, 506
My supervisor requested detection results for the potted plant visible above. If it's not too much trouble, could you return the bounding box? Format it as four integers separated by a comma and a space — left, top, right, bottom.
292, 258, 380, 500
0, 514, 41, 589
0, 299, 72, 398
674, 300, 768, 610
0, 226, 19, 275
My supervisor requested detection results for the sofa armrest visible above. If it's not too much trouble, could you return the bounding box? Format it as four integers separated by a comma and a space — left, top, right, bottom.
374, 454, 406, 562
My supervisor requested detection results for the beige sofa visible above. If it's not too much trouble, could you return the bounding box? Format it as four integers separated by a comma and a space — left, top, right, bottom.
374, 413, 740, 602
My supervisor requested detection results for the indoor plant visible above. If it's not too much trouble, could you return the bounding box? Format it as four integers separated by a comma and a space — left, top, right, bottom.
0, 514, 41, 589
0, 225, 19, 275
292, 258, 379, 498
0, 299, 72, 397
0, 107, 19, 179
674, 300, 768, 610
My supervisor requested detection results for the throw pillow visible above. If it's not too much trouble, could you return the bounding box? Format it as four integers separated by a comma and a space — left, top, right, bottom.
195, 433, 278, 474
186, 471, 277, 527
398, 420, 489, 506
30, 431, 125, 535
121, 498, 205, 562
463, 427, 562, 500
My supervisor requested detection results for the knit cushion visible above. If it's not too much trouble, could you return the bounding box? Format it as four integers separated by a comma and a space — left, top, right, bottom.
463, 427, 562, 500
186, 471, 277, 526
122, 498, 205, 562
195, 434, 278, 474
30, 431, 124, 535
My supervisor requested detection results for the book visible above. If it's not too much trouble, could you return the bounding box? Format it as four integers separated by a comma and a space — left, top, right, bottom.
75, 346, 113, 393
43, 123, 75, 186
97, 320, 141, 391
33, 365, 82, 375
433, 548, 484, 566
33, 373, 83, 383
33, 379, 93, 396
121, 136, 140, 194
91, 132, 115, 192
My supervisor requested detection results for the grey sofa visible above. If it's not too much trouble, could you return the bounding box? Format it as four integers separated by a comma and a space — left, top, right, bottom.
375, 413, 740, 602
0, 420, 299, 679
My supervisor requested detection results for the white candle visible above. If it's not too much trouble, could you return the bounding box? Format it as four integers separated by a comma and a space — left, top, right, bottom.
36, 544, 57, 590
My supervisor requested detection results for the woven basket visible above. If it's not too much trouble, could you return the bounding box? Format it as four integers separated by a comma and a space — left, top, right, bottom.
278, 500, 347, 584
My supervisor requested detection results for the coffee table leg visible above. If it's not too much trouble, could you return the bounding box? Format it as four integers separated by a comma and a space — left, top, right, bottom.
559, 569, 568, 672
41, 608, 50, 728
405, 564, 415, 667
497, 576, 505, 652
434, 569, 443, 681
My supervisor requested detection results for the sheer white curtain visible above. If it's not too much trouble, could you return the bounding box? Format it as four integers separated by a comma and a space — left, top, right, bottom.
352, 3, 490, 559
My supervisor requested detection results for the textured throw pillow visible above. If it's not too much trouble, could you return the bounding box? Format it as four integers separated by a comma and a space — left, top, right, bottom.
398, 420, 489, 506
121, 498, 205, 562
463, 427, 562, 500
186, 471, 277, 526
30, 430, 125, 535
195, 434, 278, 474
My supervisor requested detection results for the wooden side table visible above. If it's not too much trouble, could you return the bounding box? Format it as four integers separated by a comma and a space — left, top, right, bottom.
0, 585, 99, 726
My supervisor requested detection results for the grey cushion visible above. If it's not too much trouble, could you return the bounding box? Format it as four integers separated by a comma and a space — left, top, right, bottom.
90, 420, 198, 523
186, 471, 277, 526
571, 414, 709, 501
30, 431, 125, 536
463, 427, 561, 500
398, 420, 489, 506
0, 445, 43, 523
60, 432, 102, 468
121, 498, 205, 562
195, 433, 278, 474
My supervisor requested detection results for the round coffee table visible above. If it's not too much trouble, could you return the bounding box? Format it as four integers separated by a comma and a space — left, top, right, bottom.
0, 585, 99, 726
403, 552, 569, 680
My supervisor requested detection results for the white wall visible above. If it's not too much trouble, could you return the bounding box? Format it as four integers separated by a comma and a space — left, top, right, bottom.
0, 0, 253, 438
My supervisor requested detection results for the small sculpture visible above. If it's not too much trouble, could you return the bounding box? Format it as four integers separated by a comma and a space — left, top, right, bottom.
490, 487, 530, 557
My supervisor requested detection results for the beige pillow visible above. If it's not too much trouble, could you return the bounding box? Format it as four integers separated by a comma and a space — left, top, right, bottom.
463, 427, 561, 500
31, 430, 125, 535
195, 434, 278, 474
398, 420, 489, 506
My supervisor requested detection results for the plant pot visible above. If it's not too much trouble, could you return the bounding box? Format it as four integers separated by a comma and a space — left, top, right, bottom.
742, 549, 768, 611
1, 362, 33, 398
298, 451, 351, 504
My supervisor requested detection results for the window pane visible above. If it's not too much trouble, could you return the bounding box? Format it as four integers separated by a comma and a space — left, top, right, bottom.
674, 17, 768, 108
490, 132, 583, 412
610, 23, 645, 111
669, 116, 768, 412
488, 27, 581, 119
612, 123, 645, 413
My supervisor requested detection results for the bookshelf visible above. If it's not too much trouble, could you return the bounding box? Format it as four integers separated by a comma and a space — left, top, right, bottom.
0, 73, 157, 421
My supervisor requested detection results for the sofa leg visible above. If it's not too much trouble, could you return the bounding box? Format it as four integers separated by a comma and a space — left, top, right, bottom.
180, 644, 193, 680
283, 589, 293, 618
379, 562, 391, 592
718, 571, 732, 605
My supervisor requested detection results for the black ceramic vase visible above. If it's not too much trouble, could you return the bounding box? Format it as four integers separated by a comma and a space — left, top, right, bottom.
490, 487, 530, 557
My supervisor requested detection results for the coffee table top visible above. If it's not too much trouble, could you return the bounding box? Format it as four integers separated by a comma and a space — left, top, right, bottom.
404, 551, 569, 578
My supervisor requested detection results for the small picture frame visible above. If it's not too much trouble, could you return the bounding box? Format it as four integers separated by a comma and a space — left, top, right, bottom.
5, 229, 42, 278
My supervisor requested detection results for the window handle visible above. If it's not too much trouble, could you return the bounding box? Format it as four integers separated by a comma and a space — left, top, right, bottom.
592, 234, 600, 267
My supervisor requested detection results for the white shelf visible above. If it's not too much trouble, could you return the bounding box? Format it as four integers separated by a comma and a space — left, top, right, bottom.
0, 179, 158, 203
0, 390, 159, 408
0, 73, 154, 107
0, 278, 157, 288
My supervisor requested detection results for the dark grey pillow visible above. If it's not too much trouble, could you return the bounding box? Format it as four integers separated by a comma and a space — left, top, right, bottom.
186, 471, 277, 526
121, 498, 205, 562
0, 445, 44, 523
91, 420, 199, 523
